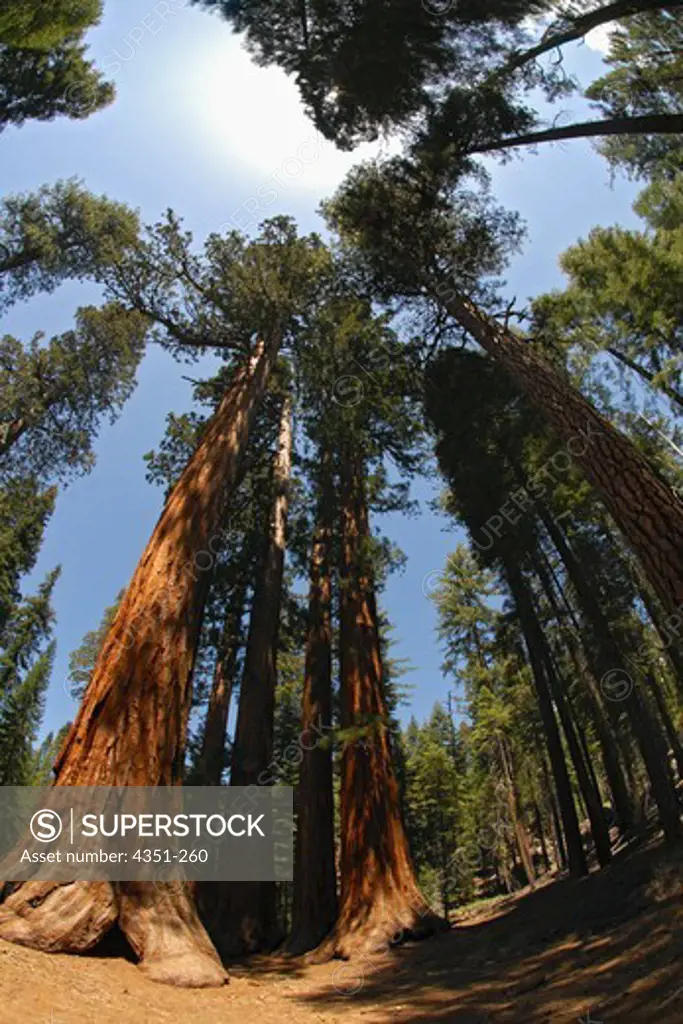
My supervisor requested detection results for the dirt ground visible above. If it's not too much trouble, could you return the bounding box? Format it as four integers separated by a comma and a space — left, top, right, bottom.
1, 837, 681, 1024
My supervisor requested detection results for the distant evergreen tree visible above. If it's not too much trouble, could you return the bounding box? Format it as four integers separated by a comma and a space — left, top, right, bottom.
402, 703, 463, 917
587, 10, 683, 179
0, 567, 59, 787
25, 721, 71, 785
0, 567, 60, 697
0, 476, 56, 632
67, 591, 123, 700
0, 641, 55, 785
0, 1, 114, 132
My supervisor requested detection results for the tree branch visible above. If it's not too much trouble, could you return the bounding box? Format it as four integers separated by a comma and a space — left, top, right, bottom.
497, 0, 683, 80
469, 112, 683, 154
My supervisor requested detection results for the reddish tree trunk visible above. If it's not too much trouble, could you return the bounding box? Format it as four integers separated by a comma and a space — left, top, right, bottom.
0, 338, 280, 987
440, 293, 683, 616
288, 448, 338, 954
321, 447, 443, 957
218, 394, 292, 957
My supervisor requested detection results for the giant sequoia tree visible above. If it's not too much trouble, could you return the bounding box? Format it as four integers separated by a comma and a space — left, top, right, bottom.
303, 294, 443, 954
0, 217, 327, 988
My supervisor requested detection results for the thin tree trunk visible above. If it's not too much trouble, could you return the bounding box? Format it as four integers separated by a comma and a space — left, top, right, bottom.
220, 394, 292, 957
321, 446, 443, 957
646, 672, 683, 781
288, 446, 338, 954
439, 292, 683, 615
507, 564, 588, 878
538, 633, 613, 868
0, 337, 281, 987
498, 736, 535, 887
533, 800, 552, 873
532, 557, 613, 866
469, 114, 683, 156
606, 348, 683, 411
193, 585, 246, 786
539, 508, 682, 841
576, 715, 605, 810
639, 583, 683, 699
544, 765, 567, 869
536, 534, 636, 832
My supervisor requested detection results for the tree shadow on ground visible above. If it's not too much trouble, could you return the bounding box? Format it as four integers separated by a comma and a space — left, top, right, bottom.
290, 838, 683, 1022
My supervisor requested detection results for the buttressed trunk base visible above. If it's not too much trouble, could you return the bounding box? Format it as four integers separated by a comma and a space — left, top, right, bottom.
0, 339, 280, 987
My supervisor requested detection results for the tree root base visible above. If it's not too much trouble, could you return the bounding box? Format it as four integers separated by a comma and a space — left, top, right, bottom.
309, 902, 448, 963
0, 881, 227, 988
0, 881, 118, 953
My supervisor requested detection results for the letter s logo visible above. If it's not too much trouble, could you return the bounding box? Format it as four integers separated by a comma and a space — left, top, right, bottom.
30, 809, 63, 843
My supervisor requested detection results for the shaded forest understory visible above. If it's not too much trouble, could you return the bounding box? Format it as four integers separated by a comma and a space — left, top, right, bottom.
1, 836, 680, 1023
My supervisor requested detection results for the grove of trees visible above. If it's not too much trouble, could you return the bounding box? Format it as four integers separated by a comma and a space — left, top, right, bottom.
0, 0, 681, 993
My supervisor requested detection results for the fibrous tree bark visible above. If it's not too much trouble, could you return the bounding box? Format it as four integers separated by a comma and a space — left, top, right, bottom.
320, 446, 443, 957
0, 336, 281, 987
439, 292, 683, 617
219, 393, 292, 957
288, 445, 338, 954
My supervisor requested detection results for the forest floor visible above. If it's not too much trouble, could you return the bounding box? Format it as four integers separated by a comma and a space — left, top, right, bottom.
1, 836, 681, 1024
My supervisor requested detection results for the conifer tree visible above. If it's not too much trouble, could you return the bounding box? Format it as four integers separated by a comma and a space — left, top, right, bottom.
25, 722, 70, 786
0, 477, 55, 632
195, 1, 683, 154
0, 217, 327, 988
1, 305, 148, 483
0, 567, 59, 786
327, 159, 683, 615
532, 175, 683, 412
0, 641, 55, 786
0, 1, 113, 131
66, 592, 123, 701
0, 181, 139, 311
426, 349, 681, 843
587, 9, 683, 179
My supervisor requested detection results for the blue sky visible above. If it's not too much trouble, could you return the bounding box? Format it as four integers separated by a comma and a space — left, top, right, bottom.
2, 1, 643, 736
